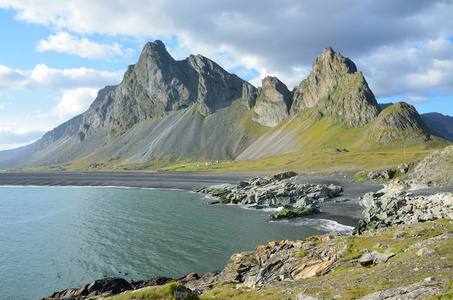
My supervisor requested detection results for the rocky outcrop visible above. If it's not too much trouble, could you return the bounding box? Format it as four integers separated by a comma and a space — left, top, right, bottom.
354, 189, 453, 234
46, 278, 132, 299
290, 47, 381, 127
242, 82, 259, 109
407, 145, 453, 186
44, 220, 453, 299
366, 162, 413, 181
357, 279, 447, 300
214, 234, 343, 288
197, 171, 343, 219
253, 76, 292, 127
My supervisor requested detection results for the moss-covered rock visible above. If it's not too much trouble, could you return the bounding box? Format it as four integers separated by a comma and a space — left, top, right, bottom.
270, 206, 320, 220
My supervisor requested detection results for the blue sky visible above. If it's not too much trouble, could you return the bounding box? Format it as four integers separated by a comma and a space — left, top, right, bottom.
0, 0, 452, 150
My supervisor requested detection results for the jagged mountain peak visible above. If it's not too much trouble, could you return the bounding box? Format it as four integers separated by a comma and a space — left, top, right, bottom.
2, 41, 449, 170
252, 76, 292, 127
313, 47, 358, 75
290, 47, 380, 127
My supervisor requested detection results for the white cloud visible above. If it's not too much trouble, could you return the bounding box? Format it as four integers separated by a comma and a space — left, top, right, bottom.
50, 87, 98, 119
0, 0, 452, 109
36, 31, 132, 60
0, 126, 41, 136
0, 64, 123, 92
358, 37, 453, 98
0, 104, 4, 110
3, 0, 451, 96
0, 126, 45, 150
404, 96, 429, 104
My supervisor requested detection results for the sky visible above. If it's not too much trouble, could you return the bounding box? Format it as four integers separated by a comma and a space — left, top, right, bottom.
0, 0, 452, 150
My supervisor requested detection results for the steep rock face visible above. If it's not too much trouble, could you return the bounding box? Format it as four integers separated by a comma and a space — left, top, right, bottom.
242, 82, 259, 109
366, 102, 432, 144
290, 47, 380, 127
78, 40, 245, 140
253, 76, 292, 127
34, 114, 84, 149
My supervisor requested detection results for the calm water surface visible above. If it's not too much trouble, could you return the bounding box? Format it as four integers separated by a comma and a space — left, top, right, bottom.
0, 186, 353, 299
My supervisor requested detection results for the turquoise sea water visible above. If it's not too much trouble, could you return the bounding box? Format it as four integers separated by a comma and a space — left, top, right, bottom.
0, 186, 353, 299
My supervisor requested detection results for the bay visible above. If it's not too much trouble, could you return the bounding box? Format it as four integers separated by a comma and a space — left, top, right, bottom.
0, 186, 353, 299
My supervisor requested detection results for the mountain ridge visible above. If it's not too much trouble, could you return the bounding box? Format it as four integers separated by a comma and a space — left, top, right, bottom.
0, 41, 450, 170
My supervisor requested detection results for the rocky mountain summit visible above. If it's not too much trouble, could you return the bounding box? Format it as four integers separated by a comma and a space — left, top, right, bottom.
0, 41, 449, 169
252, 76, 292, 127
291, 47, 381, 127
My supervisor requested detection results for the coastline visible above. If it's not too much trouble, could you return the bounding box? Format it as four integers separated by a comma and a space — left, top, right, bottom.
0, 171, 255, 190
0, 170, 383, 227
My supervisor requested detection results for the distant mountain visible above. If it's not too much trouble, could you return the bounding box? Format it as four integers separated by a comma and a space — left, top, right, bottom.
0, 42, 449, 169
421, 112, 453, 142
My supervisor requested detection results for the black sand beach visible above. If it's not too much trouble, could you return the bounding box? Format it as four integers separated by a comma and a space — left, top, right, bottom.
0, 171, 385, 227
0, 171, 255, 190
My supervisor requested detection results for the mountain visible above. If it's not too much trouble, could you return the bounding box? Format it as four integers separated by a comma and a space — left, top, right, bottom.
421, 112, 453, 142
0, 42, 449, 169
379, 103, 453, 142
291, 47, 381, 127
361, 102, 438, 146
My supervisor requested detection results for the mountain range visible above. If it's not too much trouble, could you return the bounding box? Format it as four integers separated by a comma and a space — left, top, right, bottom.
0, 41, 451, 169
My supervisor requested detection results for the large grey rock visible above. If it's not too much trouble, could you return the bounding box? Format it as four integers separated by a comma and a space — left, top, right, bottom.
358, 251, 395, 266
408, 145, 453, 187
355, 188, 453, 234
253, 76, 292, 127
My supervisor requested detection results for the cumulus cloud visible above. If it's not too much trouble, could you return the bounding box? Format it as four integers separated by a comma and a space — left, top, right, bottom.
0, 64, 123, 92
358, 36, 453, 98
0, 126, 45, 150
1, 0, 452, 98
50, 87, 99, 119
36, 31, 133, 60
404, 97, 429, 104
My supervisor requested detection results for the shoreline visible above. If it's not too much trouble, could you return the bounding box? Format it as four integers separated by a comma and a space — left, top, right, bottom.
0, 171, 255, 190
0, 170, 385, 227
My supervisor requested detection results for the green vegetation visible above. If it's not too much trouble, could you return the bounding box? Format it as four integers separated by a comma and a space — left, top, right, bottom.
199, 219, 453, 299
111, 282, 198, 300
270, 206, 319, 220
292, 249, 309, 258
12, 102, 450, 173
353, 171, 368, 182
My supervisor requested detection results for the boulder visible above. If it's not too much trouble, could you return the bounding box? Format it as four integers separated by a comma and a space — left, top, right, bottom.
358, 251, 395, 266
48, 278, 132, 299
198, 172, 343, 220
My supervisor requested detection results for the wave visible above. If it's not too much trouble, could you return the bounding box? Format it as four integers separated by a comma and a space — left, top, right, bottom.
273, 218, 354, 235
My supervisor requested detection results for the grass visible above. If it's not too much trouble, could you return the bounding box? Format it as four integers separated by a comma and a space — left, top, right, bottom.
110, 282, 198, 300
13, 107, 450, 173
196, 219, 453, 299
292, 249, 309, 258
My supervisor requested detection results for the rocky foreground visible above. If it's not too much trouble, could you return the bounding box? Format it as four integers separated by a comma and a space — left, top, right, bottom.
44, 219, 453, 299
43, 172, 453, 299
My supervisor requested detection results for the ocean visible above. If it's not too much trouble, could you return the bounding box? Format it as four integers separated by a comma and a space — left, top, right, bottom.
0, 186, 353, 299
